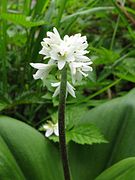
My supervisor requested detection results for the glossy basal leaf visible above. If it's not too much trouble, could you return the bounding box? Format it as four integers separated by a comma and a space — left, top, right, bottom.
0, 116, 63, 180
96, 157, 135, 180
69, 88, 135, 180
0, 136, 25, 179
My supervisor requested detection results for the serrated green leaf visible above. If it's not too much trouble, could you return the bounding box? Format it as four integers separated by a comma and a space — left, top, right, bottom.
1, 13, 46, 27
49, 135, 59, 142
67, 124, 108, 145
66, 106, 88, 130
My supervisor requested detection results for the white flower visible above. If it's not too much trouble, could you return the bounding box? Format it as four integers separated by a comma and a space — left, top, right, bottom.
39, 27, 92, 70
30, 28, 93, 98
30, 62, 55, 81
43, 121, 59, 137
51, 81, 76, 98
69, 62, 93, 84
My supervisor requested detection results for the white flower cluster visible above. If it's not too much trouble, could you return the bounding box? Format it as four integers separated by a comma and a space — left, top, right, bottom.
30, 27, 92, 98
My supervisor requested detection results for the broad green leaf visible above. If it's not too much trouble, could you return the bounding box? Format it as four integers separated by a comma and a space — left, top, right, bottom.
0, 136, 25, 179
96, 157, 135, 180
69, 88, 135, 180
1, 13, 46, 27
0, 116, 63, 180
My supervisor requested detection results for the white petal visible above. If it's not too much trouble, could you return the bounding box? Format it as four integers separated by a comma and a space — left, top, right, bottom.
58, 60, 66, 70
33, 69, 46, 79
69, 63, 76, 75
67, 82, 76, 98
43, 124, 50, 130
53, 27, 61, 38
77, 56, 90, 62
82, 66, 92, 72
45, 129, 53, 137
63, 35, 69, 42
79, 69, 88, 77
85, 61, 93, 65
48, 59, 56, 64
71, 75, 76, 84
52, 86, 60, 97
51, 82, 60, 87
76, 72, 83, 82
30, 63, 48, 69
54, 126, 59, 136
47, 28, 62, 44
39, 49, 45, 55
47, 31, 53, 38
43, 56, 50, 60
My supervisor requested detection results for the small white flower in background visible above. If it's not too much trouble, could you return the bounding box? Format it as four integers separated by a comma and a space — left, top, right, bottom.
51, 81, 76, 98
30, 27, 92, 98
43, 121, 59, 137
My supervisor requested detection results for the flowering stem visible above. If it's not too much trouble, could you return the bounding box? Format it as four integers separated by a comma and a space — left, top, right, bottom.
58, 65, 71, 180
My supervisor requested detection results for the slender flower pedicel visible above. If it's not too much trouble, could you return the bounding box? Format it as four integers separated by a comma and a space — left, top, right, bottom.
30, 27, 92, 180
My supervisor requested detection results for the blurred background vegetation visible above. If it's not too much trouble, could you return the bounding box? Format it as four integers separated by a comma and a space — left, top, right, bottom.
0, 0, 135, 128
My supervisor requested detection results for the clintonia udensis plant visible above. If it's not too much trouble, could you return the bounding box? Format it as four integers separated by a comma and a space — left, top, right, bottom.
30, 27, 93, 180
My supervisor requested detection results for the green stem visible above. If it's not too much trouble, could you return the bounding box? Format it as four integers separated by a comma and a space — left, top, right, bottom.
58, 65, 71, 180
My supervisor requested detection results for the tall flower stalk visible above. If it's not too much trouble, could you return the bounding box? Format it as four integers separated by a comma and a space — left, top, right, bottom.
58, 65, 71, 180
30, 27, 93, 180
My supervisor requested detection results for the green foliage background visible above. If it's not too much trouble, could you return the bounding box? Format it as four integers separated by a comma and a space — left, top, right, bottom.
1, 0, 135, 124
